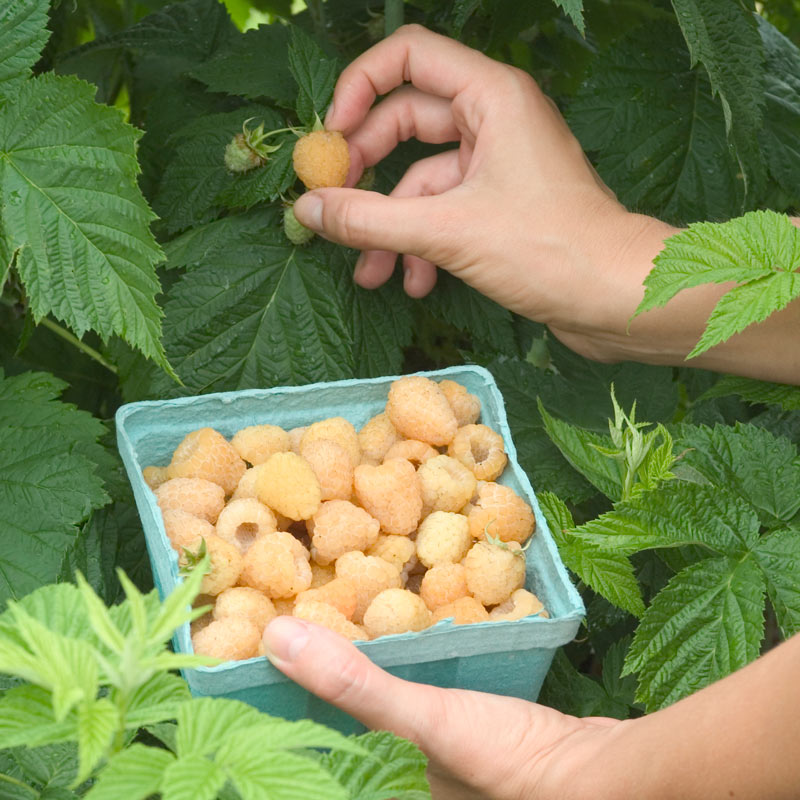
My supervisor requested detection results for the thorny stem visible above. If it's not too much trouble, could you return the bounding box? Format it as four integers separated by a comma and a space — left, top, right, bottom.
384, 0, 404, 36
39, 317, 118, 375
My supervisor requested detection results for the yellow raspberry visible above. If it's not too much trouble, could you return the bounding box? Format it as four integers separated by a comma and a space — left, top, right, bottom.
288, 426, 307, 453
300, 438, 354, 501
488, 589, 547, 622
363, 588, 432, 639
438, 379, 481, 426
230, 424, 290, 465
463, 540, 525, 606
142, 465, 170, 490
419, 563, 469, 610
466, 481, 536, 544
300, 417, 361, 469
415, 511, 472, 568
272, 596, 296, 615
239, 532, 312, 599
214, 497, 277, 553
309, 499, 380, 565
255, 451, 321, 521
309, 561, 336, 589
335, 551, 402, 623
161, 509, 215, 552
231, 464, 269, 501
293, 600, 368, 641
179, 533, 244, 597
366, 534, 416, 574
417, 455, 477, 515
386, 375, 458, 446
292, 130, 350, 190
431, 596, 490, 625
166, 427, 247, 496
358, 412, 399, 465
155, 477, 226, 524
448, 424, 508, 481
192, 617, 260, 661
353, 458, 423, 535
213, 586, 277, 632
383, 439, 439, 467
295, 577, 358, 620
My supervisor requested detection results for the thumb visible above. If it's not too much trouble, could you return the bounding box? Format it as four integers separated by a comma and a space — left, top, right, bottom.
293, 188, 447, 262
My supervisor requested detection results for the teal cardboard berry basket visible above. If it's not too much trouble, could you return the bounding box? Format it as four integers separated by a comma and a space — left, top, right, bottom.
116, 365, 585, 734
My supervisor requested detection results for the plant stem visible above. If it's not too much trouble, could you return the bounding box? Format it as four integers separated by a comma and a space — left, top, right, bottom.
0, 772, 38, 797
39, 317, 118, 375
384, 0, 404, 36
307, 0, 327, 35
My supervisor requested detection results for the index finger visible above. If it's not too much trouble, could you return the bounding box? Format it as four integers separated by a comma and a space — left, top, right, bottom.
325, 24, 503, 135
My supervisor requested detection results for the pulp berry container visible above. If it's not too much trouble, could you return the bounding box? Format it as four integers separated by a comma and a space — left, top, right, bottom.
116, 365, 585, 734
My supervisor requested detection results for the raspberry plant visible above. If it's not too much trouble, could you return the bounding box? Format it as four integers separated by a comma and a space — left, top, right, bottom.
1, 0, 800, 790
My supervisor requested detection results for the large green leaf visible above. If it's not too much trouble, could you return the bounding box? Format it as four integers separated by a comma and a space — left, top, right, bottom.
752, 526, 800, 638
699, 375, 800, 411
84, 744, 174, 800
0, 74, 171, 372
0, 0, 50, 102
287, 26, 341, 126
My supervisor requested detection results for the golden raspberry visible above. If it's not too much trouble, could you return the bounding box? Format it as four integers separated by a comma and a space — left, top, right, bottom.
166, 427, 247, 496
295, 577, 358, 619
255, 451, 321, 521
300, 417, 360, 469
386, 375, 458, 446
230, 424, 290, 465
419, 563, 469, 610
190, 611, 212, 638
335, 551, 402, 623
300, 439, 354, 501
292, 600, 367, 641
417, 455, 477, 515
431, 596, 489, 625
309, 561, 336, 588
438, 379, 481, 426
363, 588, 432, 639
353, 458, 423, 535
231, 464, 269, 501
192, 617, 260, 661
155, 477, 226, 524
358, 412, 399, 465
292, 130, 350, 190
415, 511, 472, 568
215, 497, 277, 553
384, 439, 439, 467
180, 533, 244, 597
463, 540, 525, 606
448, 424, 508, 481
366, 534, 416, 574
239, 532, 312, 599
309, 499, 380, 565
161, 509, 215, 552
213, 586, 277, 632
488, 588, 547, 622
466, 481, 535, 544
142, 465, 170, 490
272, 596, 296, 615
288, 426, 307, 453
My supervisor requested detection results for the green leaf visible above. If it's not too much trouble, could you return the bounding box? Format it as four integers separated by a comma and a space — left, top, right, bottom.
699, 375, 800, 411
624, 555, 765, 711
287, 26, 341, 126
75, 697, 118, 785
161, 754, 227, 800
0, 0, 50, 101
634, 211, 800, 357
7, 742, 79, 795
551, 0, 584, 35
0, 74, 171, 373
123, 672, 191, 729
83, 744, 174, 800
752, 527, 800, 638
175, 698, 264, 758
0, 685, 77, 749
320, 730, 431, 800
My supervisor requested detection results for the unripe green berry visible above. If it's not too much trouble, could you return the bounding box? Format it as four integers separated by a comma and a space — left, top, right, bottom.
283, 205, 314, 245
224, 133, 264, 173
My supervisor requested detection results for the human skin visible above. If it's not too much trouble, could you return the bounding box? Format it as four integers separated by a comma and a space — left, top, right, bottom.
264, 615, 800, 800
293, 25, 800, 385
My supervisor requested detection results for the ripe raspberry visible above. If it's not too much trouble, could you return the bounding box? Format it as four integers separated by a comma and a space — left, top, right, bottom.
292, 130, 350, 190
255, 451, 321, 521
417, 455, 477, 515
358, 412, 398, 465
363, 588, 432, 639
366, 534, 416, 574
231, 464, 269, 501
463, 540, 525, 606
283, 203, 315, 245
448, 424, 508, 481
334, 551, 402, 623
383, 439, 439, 467
142, 465, 169, 490
192, 616, 261, 660
213, 586, 277, 632
161, 509, 215, 552
230, 424, 290, 466
465, 481, 535, 544
155, 477, 226, 524
309, 499, 380, 565
292, 600, 368, 641
272, 596, 296, 616
288, 426, 307, 453
353, 458, 423, 535
239, 532, 312, 599
438, 379, 481, 426
269, 530, 311, 561
386, 375, 458, 446
295, 577, 358, 619
300, 417, 361, 469
488, 588, 547, 622
309, 561, 336, 589
419, 563, 469, 610
180, 533, 244, 597
431, 596, 489, 625
167, 427, 247, 496
300, 439, 354, 502
190, 611, 212, 639
415, 511, 472, 568
215, 497, 278, 553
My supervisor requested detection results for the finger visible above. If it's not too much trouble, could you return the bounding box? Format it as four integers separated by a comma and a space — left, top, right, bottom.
353, 250, 397, 289
403, 254, 438, 297
325, 24, 502, 135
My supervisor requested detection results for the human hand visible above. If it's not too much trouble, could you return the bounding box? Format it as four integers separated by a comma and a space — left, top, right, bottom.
263, 615, 622, 800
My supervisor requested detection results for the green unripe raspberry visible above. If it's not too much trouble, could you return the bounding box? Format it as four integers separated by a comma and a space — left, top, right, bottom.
224, 133, 264, 173
355, 166, 376, 191
283, 205, 314, 245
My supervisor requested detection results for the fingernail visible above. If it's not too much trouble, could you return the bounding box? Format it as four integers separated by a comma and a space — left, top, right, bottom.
263, 617, 310, 665
294, 193, 323, 231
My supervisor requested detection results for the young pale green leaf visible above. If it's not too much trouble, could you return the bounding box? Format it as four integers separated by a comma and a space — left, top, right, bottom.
75, 574, 125, 656
0, 74, 171, 374
0, 685, 77, 750
699, 375, 800, 411
3, 583, 90, 641
319, 730, 431, 800
160, 753, 227, 800
123, 672, 191, 729
624, 555, 765, 711
83, 743, 174, 800
752, 527, 800, 638
287, 26, 341, 126
175, 698, 265, 759
0, 0, 50, 101
75, 697, 119, 786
